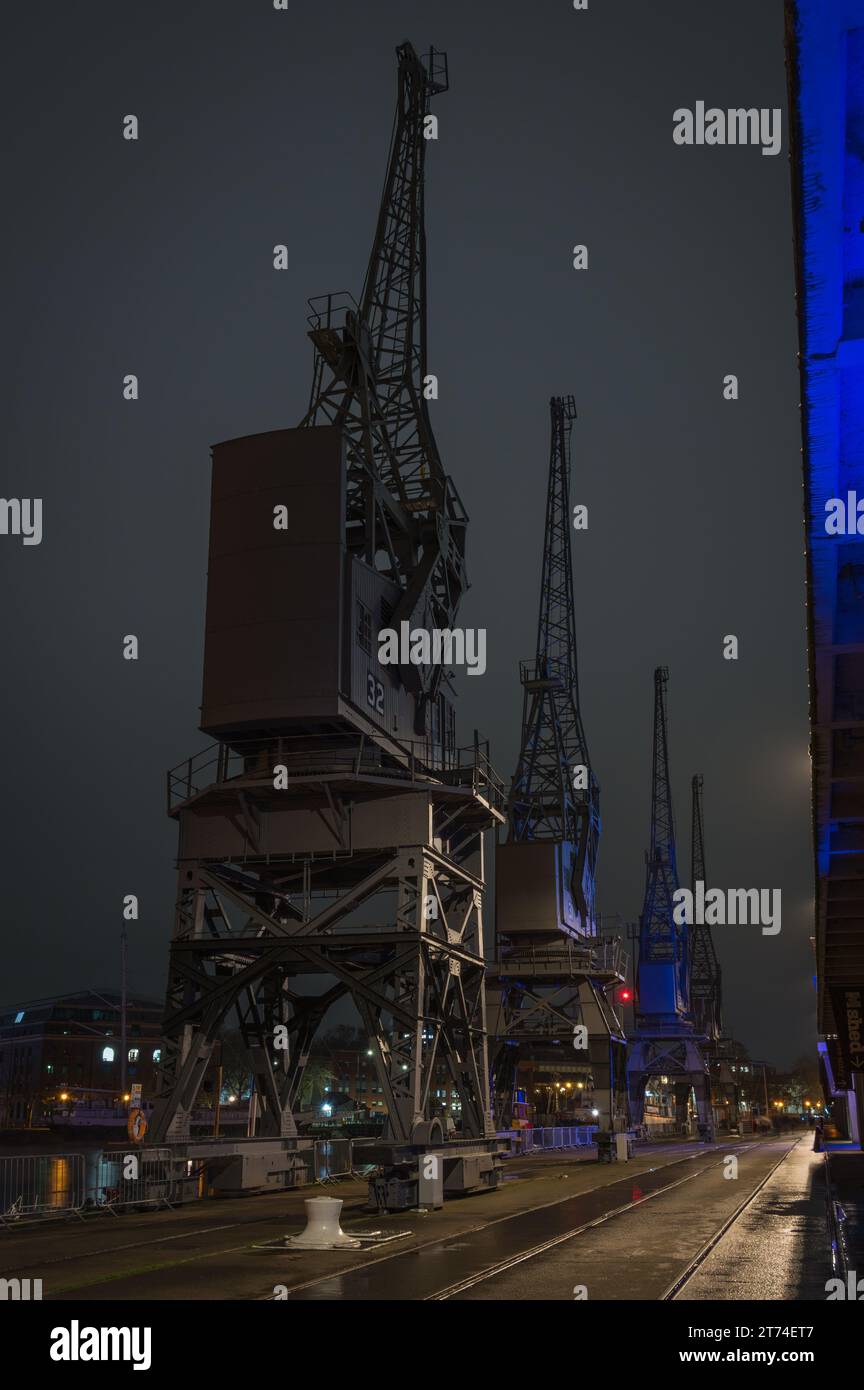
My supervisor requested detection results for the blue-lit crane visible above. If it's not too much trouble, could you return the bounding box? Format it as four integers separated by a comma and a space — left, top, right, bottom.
626, 668, 713, 1140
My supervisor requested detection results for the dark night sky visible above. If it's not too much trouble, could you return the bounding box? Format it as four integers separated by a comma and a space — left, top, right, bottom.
0, 1, 812, 1065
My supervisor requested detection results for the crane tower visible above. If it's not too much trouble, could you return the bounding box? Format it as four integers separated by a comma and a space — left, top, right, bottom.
626, 669, 713, 1139
487, 397, 628, 1136
689, 774, 723, 1042
149, 43, 506, 1207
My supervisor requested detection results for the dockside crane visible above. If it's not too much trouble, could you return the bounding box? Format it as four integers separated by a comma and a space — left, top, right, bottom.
690, 773, 741, 1125
690, 774, 723, 1042
150, 45, 506, 1208
636, 668, 688, 1024
507, 396, 599, 911
626, 669, 714, 1139
488, 397, 628, 1136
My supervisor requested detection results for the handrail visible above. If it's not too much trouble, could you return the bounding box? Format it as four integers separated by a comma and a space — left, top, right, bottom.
167, 731, 506, 814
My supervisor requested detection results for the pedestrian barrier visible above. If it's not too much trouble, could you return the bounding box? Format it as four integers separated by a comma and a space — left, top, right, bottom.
497, 1126, 598, 1154
0, 1153, 86, 1224
83, 1148, 201, 1214
0, 1137, 364, 1225
313, 1138, 353, 1184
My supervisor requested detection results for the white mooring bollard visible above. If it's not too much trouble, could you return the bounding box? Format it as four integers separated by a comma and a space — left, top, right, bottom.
287, 1196, 361, 1250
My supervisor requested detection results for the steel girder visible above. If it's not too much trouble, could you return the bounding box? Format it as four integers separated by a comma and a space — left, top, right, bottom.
626, 1035, 714, 1138
487, 967, 627, 1131
150, 756, 499, 1145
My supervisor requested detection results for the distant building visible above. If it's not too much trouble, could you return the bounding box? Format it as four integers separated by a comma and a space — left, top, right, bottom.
318, 1047, 387, 1115
308, 1034, 468, 1126
0, 990, 162, 1127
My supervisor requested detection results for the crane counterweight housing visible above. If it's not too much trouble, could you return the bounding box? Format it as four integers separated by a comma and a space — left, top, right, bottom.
200, 423, 453, 759
496, 840, 586, 939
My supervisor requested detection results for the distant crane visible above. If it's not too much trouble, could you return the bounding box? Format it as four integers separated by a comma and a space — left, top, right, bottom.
627, 669, 713, 1140
689, 774, 723, 1042
488, 397, 627, 1134
689, 773, 739, 1126
636, 668, 688, 1023
507, 394, 599, 907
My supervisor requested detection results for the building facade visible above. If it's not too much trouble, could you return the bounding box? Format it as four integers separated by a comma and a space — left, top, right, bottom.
788, 0, 864, 1141
0, 990, 162, 1127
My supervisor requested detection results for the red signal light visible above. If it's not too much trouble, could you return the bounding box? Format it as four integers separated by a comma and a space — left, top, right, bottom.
619, 988, 633, 1003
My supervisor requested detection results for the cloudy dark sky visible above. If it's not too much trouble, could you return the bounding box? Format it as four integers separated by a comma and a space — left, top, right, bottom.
0, 1, 811, 1065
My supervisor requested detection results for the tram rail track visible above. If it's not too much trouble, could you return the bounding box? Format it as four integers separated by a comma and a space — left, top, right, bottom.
427, 1141, 769, 1301
0, 1138, 793, 1300
660, 1137, 801, 1300
282, 1139, 787, 1302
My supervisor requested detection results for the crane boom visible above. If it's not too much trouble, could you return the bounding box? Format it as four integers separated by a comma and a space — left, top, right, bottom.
300, 43, 465, 718
636, 667, 689, 1023
506, 395, 599, 935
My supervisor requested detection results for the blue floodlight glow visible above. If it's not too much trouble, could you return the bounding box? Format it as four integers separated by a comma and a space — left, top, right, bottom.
793, 2, 864, 1057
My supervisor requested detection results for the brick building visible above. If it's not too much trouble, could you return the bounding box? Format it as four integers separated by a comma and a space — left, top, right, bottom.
0, 990, 163, 1127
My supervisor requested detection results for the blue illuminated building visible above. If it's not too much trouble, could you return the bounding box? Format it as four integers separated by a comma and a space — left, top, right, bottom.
789, 0, 864, 1138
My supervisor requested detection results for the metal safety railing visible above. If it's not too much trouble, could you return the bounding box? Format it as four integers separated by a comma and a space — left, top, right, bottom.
0, 1149, 205, 1225
0, 1153, 86, 1224
496, 936, 628, 982
498, 1126, 599, 1155
313, 1138, 353, 1184
83, 1149, 203, 1215
167, 731, 506, 815
641, 1119, 689, 1138
0, 1139, 364, 1227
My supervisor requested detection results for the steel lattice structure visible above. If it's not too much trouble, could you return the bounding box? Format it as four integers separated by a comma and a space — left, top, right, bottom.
507, 396, 599, 924
627, 668, 713, 1138
149, 47, 505, 1201
488, 397, 626, 1133
637, 667, 685, 986
300, 43, 465, 721
689, 774, 723, 1042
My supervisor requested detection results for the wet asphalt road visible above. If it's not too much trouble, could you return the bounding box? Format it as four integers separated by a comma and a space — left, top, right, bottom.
289, 1139, 811, 1301
672, 1139, 831, 1300
1, 1137, 827, 1300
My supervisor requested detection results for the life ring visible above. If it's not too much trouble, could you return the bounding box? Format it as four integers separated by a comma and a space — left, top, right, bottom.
127, 1108, 148, 1142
